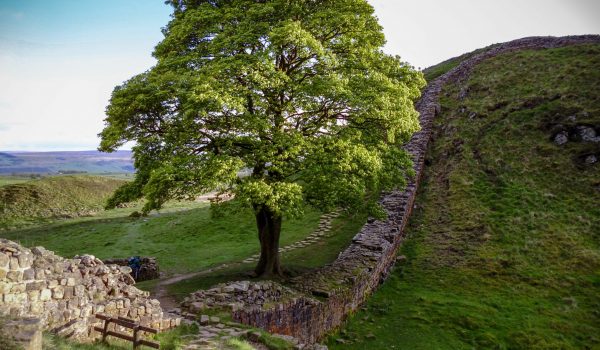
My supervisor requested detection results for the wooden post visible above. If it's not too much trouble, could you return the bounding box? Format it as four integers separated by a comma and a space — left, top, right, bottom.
102, 317, 110, 343
133, 325, 140, 349
93, 314, 160, 349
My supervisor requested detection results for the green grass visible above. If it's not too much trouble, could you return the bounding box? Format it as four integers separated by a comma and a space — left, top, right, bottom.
0, 175, 127, 229
0, 175, 34, 187
165, 209, 367, 300
327, 44, 600, 349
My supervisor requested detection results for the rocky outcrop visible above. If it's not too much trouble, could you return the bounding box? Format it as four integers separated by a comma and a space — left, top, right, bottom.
0, 239, 180, 346
181, 35, 600, 344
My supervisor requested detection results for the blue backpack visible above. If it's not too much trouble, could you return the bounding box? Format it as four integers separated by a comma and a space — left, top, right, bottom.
128, 256, 141, 279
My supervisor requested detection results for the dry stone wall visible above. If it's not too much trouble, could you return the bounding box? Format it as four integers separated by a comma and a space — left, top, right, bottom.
181, 35, 600, 344
0, 238, 180, 347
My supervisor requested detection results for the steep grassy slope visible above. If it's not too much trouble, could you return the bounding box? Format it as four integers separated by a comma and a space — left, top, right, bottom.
327, 44, 600, 349
422, 43, 499, 82
0, 175, 127, 228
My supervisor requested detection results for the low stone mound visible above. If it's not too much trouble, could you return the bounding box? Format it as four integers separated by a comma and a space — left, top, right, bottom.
0, 239, 179, 348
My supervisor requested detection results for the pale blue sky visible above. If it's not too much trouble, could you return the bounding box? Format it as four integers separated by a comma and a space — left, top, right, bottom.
0, 0, 598, 151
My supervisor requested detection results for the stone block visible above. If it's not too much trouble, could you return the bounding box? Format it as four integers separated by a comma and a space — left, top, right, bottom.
23, 268, 35, 281
7, 270, 23, 282
13, 292, 28, 303
0, 281, 12, 293
40, 289, 52, 301
52, 286, 64, 299
3, 293, 16, 303
10, 257, 19, 270
74, 285, 85, 297
27, 289, 40, 302
105, 301, 117, 312
30, 301, 43, 314
18, 253, 33, 268
31, 246, 47, 256
48, 279, 59, 289
200, 315, 210, 326
11, 282, 26, 293
63, 286, 74, 299
26, 281, 45, 291
0, 252, 9, 267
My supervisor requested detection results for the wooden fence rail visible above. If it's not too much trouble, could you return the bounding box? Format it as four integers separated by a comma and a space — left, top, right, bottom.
94, 314, 160, 349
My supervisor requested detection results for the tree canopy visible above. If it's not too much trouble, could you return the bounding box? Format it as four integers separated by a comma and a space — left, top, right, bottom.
99, 0, 425, 276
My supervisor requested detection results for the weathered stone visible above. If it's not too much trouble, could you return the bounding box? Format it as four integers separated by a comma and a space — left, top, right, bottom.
11, 283, 26, 293
7, 270, 23, 282
199, 314, 210, 325
25, 281, 44, 291
0, 252, 9, 267
31, 246, 48, 256
554, 131, 568, 145
52, 286, 64, 299
9, 257, 19, 270
18, 253, 33, 268
585, 155, 597, 164
23, 268, 35, 281
39, 289, 52, 301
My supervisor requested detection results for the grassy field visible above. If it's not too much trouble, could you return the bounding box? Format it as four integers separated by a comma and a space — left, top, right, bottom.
0, 175, 127, 229
165, 209, 367, 300
327, 44, 600, 349
1, 199, 332, 275
0, 175, 34, 187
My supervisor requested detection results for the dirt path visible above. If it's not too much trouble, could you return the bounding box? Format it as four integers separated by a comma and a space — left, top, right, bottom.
150, 210, 342, 310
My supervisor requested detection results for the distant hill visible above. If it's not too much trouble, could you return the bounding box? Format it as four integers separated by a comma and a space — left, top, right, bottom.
0, 175, 128, 228
0, 150, 133, 174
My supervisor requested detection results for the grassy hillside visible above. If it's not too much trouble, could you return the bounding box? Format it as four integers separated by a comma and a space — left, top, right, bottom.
422, 43, 500, 82
327, 44, 600, 349
0, 175, 127, 228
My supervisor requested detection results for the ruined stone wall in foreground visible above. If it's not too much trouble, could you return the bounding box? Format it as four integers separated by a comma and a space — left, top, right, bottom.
0, 239, 179, 347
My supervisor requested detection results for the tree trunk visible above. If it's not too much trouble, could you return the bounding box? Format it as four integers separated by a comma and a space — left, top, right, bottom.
254, 206, 282, 277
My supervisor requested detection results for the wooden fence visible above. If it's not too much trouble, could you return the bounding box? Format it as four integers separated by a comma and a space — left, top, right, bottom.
94, 314, 160, 349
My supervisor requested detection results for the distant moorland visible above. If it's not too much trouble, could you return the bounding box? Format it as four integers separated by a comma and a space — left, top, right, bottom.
0, 150, 133, 174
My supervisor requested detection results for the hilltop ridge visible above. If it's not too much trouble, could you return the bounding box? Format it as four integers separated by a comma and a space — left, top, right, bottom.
0, 150, 133, 174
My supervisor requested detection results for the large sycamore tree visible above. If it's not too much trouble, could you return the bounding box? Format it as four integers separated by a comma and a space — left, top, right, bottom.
99, 0, 425, 277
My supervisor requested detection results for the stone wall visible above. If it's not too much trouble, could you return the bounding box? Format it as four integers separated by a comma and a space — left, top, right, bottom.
0, 239, 179, 345
103, 257, 160, 282
181, 35, 600, 344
